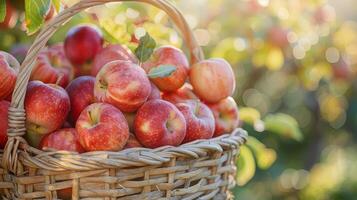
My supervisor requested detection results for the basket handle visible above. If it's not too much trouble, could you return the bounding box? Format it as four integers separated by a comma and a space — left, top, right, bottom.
3, 0, 204, 173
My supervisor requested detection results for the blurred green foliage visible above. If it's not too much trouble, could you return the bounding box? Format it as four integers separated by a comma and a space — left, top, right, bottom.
1, 0, 357, 199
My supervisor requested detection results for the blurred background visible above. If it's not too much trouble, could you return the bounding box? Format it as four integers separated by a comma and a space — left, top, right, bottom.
1, 0, 357, 199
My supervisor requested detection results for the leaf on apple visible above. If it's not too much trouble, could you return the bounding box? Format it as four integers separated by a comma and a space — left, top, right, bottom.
246, 136, 276, 170
264, 113, 303, 141
134, 32, 156, 63
0, 0, 6, 23
25, 0, 51, 35
147, 65, 177, 78
236, 145, 256, 186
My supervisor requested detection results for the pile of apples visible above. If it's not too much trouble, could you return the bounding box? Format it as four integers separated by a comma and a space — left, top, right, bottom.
0, 24, 239, 154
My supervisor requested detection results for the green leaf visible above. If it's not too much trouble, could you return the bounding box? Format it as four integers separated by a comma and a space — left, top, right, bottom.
134, 32, 156, 63
148, 65, 177, 78
0, 0, 6, 23
25, 0, 51, 35
236, 145, 256, 186
247, 136, 276, 170
52, 0, 61, 12
239, 107, 261, 125
264, 113, 303, 141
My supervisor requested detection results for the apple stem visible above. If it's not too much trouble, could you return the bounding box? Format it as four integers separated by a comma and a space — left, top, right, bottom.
56, 73, 64, 85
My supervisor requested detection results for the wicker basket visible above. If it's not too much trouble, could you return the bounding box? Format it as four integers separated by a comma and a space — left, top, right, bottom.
1, 0, 248, 199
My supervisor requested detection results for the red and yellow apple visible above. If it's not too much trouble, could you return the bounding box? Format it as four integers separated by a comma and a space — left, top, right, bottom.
134, 99, 186, 148
190, 58, 235, 103
207, 97, 239, 137
0, 51, 19, 100
0, 100, 10, 148
91, 44, 137, 76
162, 83, 198, 104
143, 45, 189, 92
94, 60, 151, 112
31, 44, 74, 88
25, 81, 70, 147
76, 103, 129, 151
39, 128, 84, 153
176, 100, 215, 143
66, 76, 95, 125
64, 25, 103, 75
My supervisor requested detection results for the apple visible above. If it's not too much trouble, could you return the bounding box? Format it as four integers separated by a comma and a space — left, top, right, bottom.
94, 60, 151, 112
25, 81, 70, 147
0, 100, 10, 148
64, 25, 103, 75
39, 128, 84, 200
207, 97, 239, 137
31, 44, 74, 88
76, 103, 129, 151
124, 133, 142, 149
66, 76, 95, 125
267, 26, 289, 48
148, 82, 161, 100
0, 0, 17, 29
176, 100, 215, 143
189, 58, 235, 103
0, 51, 19, 100
91, 44, 137, 76
134, 99, 186, 148
162, 83, 198, 104
143, 45, 189, 92
39, 128, 84, 153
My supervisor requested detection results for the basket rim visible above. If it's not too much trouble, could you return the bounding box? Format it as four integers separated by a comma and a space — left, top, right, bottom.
13, 128, 248, 171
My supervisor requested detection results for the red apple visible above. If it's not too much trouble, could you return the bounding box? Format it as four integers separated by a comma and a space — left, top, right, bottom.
64, 25, 103, 75
39, 128, 84, 200
0, 100, 10, 148
94, 60, 151, 112
124, 133, 142, 149
76, 103, 129, 151
134, 99, 186, 148
190, 58, 235, 103
162, 83, 198, 104
267, 26, 289, 48
66, 76, 95, 125
0, 51, 19, 100
25, 81, 70, 147
148, 82, 161, 100
207, 97, 239, 137
91, 44, 137, 76
143, 45, 189, 92
31, 44, 74, 88
176, 100, 215, 143
39, 128, 84, 153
